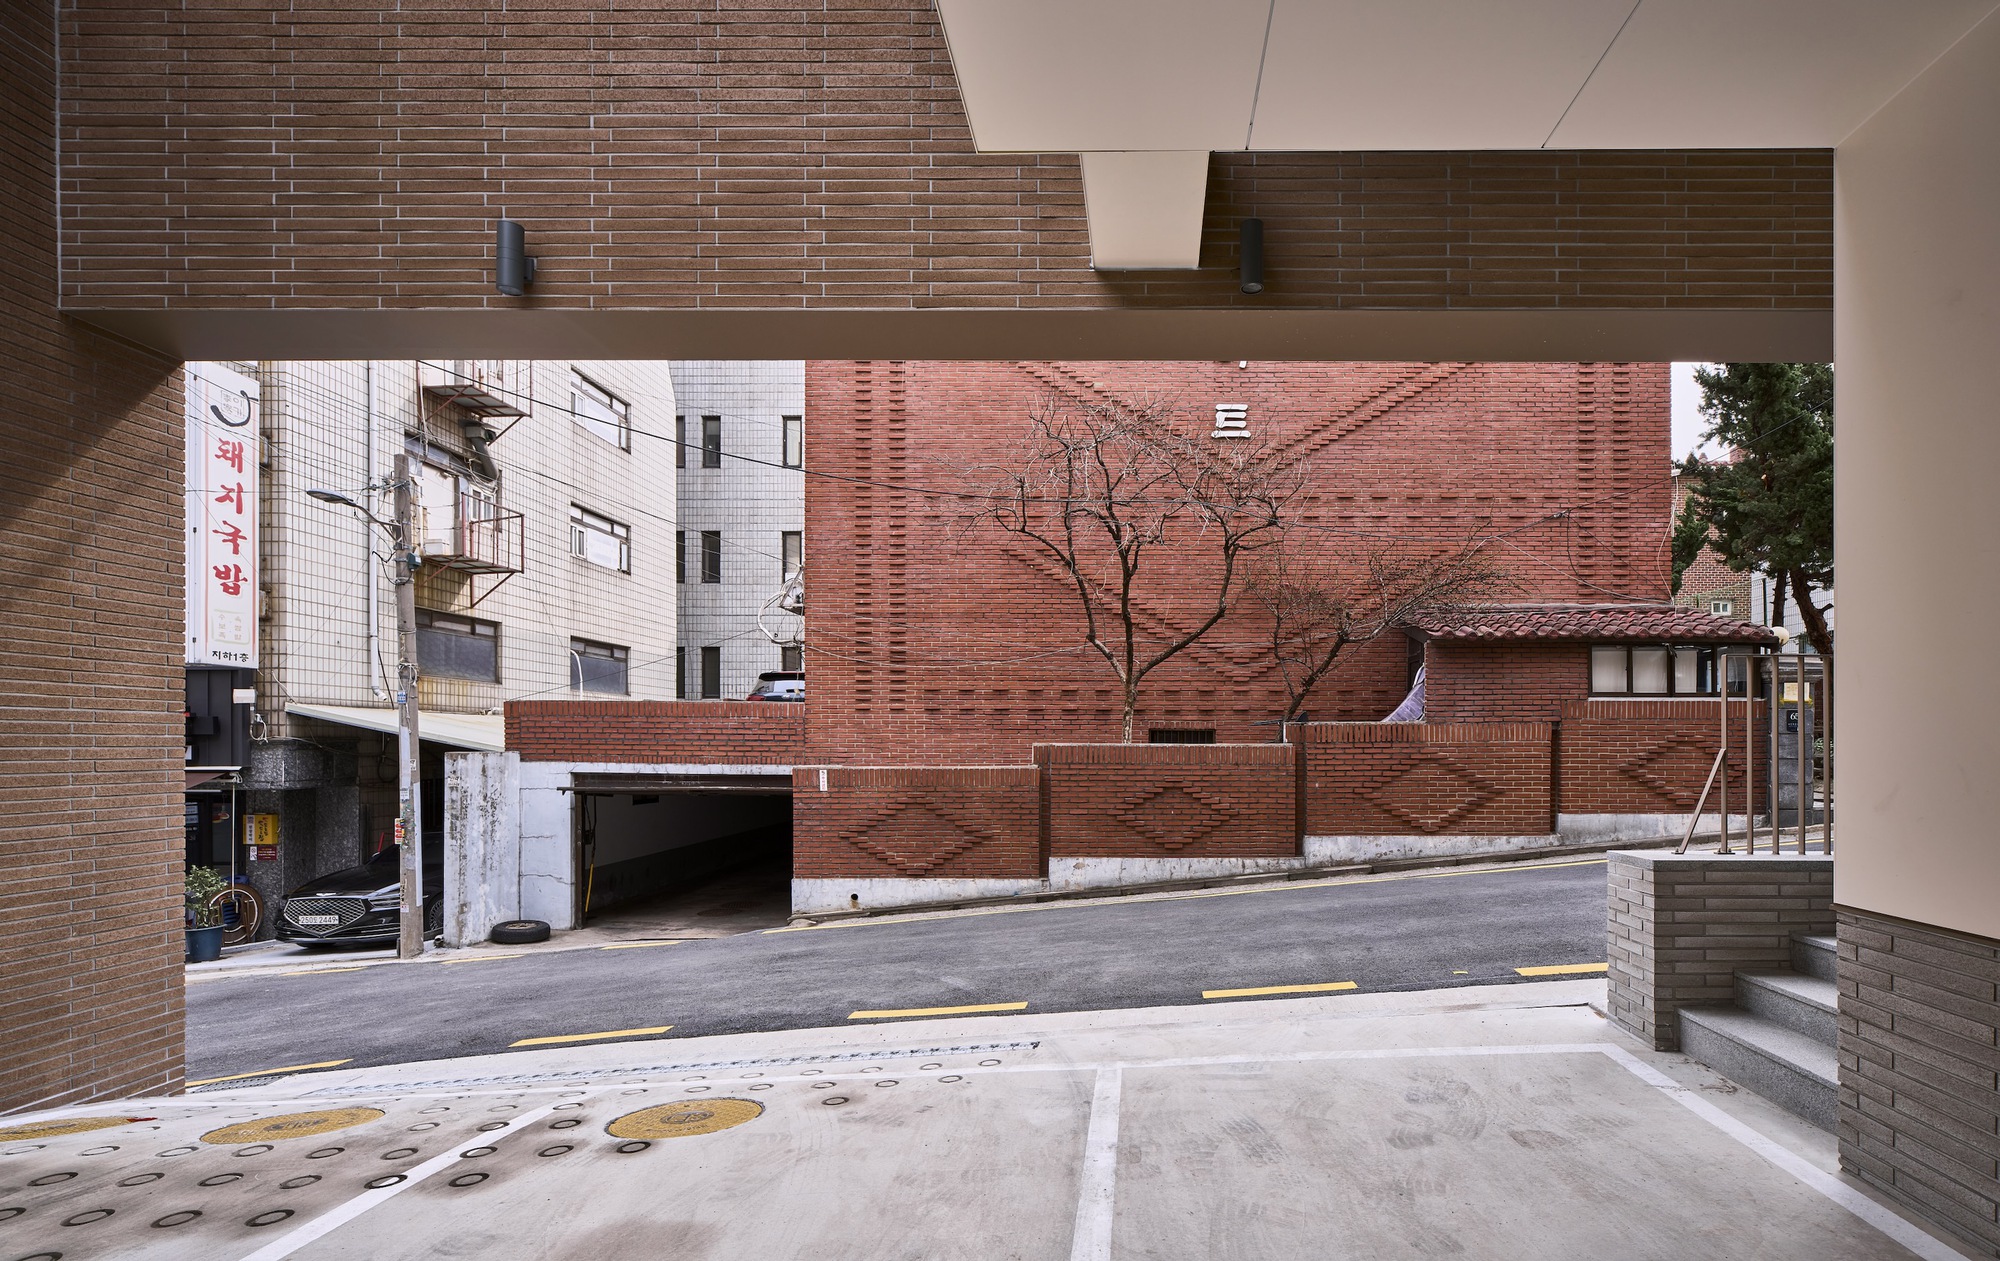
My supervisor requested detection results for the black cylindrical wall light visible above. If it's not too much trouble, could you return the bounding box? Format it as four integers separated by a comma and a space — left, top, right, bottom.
495, 219, 536, 297
1239, 217, 1265, 294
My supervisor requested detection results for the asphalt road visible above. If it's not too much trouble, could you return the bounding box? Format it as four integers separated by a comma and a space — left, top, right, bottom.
186, 857, 1609, 1083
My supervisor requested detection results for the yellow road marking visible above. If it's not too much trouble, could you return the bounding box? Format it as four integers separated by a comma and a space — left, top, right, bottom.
848, 1002, 1028, 1020
440, 953, 524, 964
1515, 962, 1609, 976
509, 1025, 673, 1047
185, 1059, 353, 1086
1451, 970, 1470, 975
1202, 981, 1358, 1000
600, 941, 683, 950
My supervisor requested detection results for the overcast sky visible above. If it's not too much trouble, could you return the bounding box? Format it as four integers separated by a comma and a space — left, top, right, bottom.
1670, 361, 1720, 463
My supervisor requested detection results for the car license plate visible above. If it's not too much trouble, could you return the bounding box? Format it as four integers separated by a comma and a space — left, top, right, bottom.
296, 914, 339, 926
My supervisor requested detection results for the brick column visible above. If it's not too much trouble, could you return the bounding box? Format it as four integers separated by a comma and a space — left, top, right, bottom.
1606, 851, 1834, 1050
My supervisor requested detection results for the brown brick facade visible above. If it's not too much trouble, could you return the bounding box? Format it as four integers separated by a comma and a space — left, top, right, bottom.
1035, 744, 1299, 860
792, 766, 1040, 879
1559, 698, 1768, 814
1295, 722, 1553, 836
505, 701, 806, 766
1, 5, 186, 1114
1424, 642, 1590, 723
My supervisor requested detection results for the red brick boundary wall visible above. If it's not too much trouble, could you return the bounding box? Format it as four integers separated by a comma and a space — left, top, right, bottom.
1294, 723, 1555, 835
506, 701, 806, 765
1034, 744, 1300, 859
792, 766, 1041, 879
1559, 699, 1768, 814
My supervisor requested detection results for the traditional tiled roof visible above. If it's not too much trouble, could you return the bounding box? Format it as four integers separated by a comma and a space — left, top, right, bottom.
1405, 604, 1779, 645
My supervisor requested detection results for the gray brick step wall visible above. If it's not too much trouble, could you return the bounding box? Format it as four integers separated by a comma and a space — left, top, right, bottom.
1791, 932, 1836, 981
1679, 1004, 1838, 1131
1736, 970, 1837, 1044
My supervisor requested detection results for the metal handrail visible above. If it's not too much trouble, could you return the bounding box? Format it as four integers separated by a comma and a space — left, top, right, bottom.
1675, 747, 1729, 855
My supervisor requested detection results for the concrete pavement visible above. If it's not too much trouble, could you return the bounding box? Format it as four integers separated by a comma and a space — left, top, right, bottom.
4, 981, 1973, 1260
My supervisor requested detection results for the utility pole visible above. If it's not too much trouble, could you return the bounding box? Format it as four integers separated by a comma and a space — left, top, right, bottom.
390, 454, 425, 959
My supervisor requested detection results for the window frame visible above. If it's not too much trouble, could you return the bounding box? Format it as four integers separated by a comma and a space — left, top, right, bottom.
781, 531, 802, 582
675, 530, 686, 584
571, 373, 632, 452
701, 415, 722, 469
780, 644, 802, 672
675, 646, 686, 699
781, 414, 803, 468
414, 608, 501, 683
675, 414, 686, 469
569, 504, 631, 574
1588, 643, 1737, 698
569, 637, 630, 696
700, 645, 722, 699
700, 530, 722, 584
1709, 598, 1735, 616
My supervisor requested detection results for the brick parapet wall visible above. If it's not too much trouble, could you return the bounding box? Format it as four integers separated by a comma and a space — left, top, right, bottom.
791, 765, 1041, 879
1424, 642, 1589, 723
1033, 743, 1299, 859
1293, 722, 1553, 836
1837, 906, 2000, 1256
1561, 698, 1768, 814
1605, 851, 1833, 1051
505, 701, 807, 766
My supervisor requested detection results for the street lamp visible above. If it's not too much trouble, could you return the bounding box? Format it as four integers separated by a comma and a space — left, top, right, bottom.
305, 458, 427, 959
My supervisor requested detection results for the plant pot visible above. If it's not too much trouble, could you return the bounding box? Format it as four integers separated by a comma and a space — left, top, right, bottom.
185, 924, 225, 963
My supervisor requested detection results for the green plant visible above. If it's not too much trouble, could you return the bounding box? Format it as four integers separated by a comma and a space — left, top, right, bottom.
184, 865, 228, 929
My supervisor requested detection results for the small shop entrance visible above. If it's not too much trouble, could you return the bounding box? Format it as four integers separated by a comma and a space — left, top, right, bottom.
572, 774, 792, 936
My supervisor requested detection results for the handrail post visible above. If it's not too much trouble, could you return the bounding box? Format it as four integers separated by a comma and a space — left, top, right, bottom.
1676, 748, 1729, 855
1823, 650, 1834, 854
1796, 641, 1809, 854
1744, 654, 1758, 854
1717, 649, 1732, 854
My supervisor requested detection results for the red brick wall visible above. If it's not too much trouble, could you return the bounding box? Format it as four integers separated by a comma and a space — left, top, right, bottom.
1424, 642, 1591, 722
1559, 698, 1768, 813
2, 4, 187, 1113
792, 766, 1041, 879
804, 360, 1665, 762
1296, 723, 1554, 835
506, 701, 806, 765
1034, 743, 1299, 859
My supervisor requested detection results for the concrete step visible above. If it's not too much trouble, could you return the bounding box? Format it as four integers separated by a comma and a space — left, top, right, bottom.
1678, 1006, 1838, 1132
1736, 970, 1837, 1046
1792, 933, 1838, 982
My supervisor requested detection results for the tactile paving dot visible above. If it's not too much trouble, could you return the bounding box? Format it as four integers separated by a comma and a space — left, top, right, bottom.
79, 1146, 119, 1156
811, 1083, 835, 1089
63, 1208, 115, 1225
365, 1175, 405, 1189
548, 1119, 581, 1130
476, 1121, 508, 1132
157, 1146, 198, 1158
279, 1176, 320, 1190
118, 1173, 164, 1187
202, 1108, 386, 1145
0, 1207, 24, 1221
247, 1209, 296, 1228
305, 1147, 344, 1160
460, 1146, 497, 1159
198, 1174, 242, 1187
448, 1172, 488, 1188
28, 1172, 77, 1186
406, 1122, 440, 1132
822, 1097, 849, 1106
940, 1075, 964, 1084
606, 1099, 763, 1141
233, 1145, 274, 1157
537, 1145, 573, 1158
152, 1210, 201, 1228
380, 1148, 418, 1161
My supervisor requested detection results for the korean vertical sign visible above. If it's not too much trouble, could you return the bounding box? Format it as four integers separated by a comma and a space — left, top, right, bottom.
186, 362, 260, 668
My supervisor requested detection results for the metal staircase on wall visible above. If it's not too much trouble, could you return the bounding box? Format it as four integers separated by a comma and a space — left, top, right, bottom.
1678, 933, 1838, 1130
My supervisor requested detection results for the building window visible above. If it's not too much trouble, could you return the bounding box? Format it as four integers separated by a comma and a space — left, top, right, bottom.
701, 530, 722, 583
570, 638, 629, 695
781, 531, 802, 581
1710, 598, 1735, 616
676, 647, 686, 699
782, 414, 803, 468
572, 374, 631, 451
675, 415, 686, 469
780, 644, 802, 672
700, 645, 721, 699
570, 505, 630, 573
676, 531, 686, 584
1590, 644, 1724, 697
415, 610, 500, 683
1148, 728, 1216, 744
701, 415, 722, 468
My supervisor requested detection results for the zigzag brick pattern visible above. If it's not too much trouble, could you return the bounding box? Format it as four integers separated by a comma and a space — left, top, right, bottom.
1295, 722, 1554, 835
792, 765, 1041, 879
1559, 698, 1768, 813
1035, 743, 1299, 859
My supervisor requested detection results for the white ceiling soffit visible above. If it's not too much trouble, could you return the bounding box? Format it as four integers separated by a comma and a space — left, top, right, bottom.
287, 703, 507, 754
1082, 152, 1212, 268
933, 0, 1272, 151
1250, 1, 1635, 151
1548, 0, 2000, 148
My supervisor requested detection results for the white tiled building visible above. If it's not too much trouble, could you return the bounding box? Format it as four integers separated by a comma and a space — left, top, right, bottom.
669, 362, 806, 702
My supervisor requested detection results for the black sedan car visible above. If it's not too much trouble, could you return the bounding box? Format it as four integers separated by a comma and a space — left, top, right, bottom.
275, 844, 443, 947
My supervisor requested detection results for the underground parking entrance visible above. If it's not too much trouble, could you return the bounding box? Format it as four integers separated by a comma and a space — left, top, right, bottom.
567, 772, 795, 938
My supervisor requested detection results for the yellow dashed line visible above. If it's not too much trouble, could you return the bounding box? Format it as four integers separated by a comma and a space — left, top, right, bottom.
849, 1002, 1028, 1020
1202, 981, 1359, 1000
509, 1025, 673, 1047
185, 1059, 353, 1086
1515, 962, 1609, 976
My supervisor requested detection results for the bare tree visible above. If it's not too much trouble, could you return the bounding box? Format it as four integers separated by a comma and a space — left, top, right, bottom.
1249, 539, 1506, 723
970, 392, 1304, 741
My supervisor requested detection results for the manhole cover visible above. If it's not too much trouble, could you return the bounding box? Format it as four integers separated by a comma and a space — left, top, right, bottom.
0, 1116, 142, 1142
200, 1108, 386, 1145
605, 1099, 763, 1140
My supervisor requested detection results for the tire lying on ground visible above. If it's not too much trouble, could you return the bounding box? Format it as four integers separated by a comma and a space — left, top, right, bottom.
489, 919, 551, 945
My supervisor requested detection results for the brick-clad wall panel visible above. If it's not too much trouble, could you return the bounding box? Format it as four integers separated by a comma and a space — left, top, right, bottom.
1561, 697, 1768, 814
55, 1, 1831, 316
506, 701, 806, 765
1424, 642, 1589, 722
1034, 744, 1298, 859
1295, 722, 1553, 836
2, 4, 187, 1113
806, 360, 1671, 764
1838, 907, 2000, 1257
792, 766, 1041, 879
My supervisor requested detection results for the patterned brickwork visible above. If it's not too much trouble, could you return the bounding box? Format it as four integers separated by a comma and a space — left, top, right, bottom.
1034, 743, 1298, 860
792, 765, 1041, 879
1424, 642, 1590, 723
1560, 698, 1768, 813
505, 701, 805, 765
1838, 907, 2000, 1257
1, 4, 187, 1113
1294, 723, 1553, 836
805, 360, 1671, 763
1605, 851, 1832, 1051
